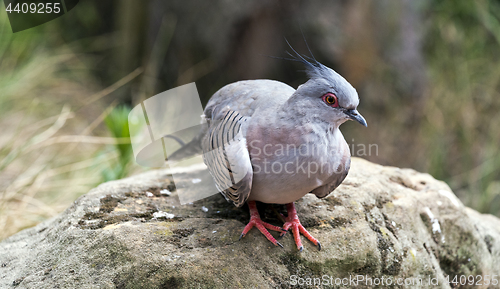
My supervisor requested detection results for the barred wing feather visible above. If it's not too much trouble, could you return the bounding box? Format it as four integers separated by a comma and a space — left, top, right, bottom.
202, 110, 252, 207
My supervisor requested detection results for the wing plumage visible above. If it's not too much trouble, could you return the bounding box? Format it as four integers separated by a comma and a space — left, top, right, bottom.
202, 109, 253, 207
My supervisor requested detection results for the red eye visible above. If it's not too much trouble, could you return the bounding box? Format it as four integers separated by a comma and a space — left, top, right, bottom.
322, 93, 339, 107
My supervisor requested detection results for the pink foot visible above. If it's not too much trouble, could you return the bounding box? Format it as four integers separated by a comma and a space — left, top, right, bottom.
280, 202, 321, 251
239, 201, 285, 248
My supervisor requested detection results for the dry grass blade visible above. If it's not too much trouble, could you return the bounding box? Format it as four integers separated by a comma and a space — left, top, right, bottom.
84, 67, 143, 105
0, 105, 73, 171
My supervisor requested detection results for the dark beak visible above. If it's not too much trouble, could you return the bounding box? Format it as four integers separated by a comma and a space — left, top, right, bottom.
345, 109, 367, 127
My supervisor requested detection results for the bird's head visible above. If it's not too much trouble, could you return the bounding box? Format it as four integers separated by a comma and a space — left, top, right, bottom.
285, 46, 367, 128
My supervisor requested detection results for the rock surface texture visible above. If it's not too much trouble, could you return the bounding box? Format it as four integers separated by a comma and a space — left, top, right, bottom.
1, 158, 499, 288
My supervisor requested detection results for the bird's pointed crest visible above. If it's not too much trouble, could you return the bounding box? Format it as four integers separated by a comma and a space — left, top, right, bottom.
280, 37, 359, 106
283, 38, 343, 84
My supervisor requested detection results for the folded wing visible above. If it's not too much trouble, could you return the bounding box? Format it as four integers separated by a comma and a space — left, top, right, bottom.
202, 109, 253, 207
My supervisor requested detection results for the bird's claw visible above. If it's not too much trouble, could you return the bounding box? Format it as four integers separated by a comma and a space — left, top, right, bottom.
239, 202, 284, 248
281, 203, 322, 251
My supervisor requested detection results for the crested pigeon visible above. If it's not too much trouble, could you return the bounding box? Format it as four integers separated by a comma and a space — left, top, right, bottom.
171, 47, 367, 251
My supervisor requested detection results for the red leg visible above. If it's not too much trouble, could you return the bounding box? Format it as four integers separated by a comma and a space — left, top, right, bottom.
239, 201, 284, 248
280, 202, 321, 251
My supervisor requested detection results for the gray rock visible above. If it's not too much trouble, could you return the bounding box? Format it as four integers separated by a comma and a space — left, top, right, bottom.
1, 158, 499, 288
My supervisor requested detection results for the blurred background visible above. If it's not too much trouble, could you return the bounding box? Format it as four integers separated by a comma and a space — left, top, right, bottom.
1, 0, 500, 240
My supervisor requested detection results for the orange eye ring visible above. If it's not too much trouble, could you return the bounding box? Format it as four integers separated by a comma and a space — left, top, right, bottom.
322, 93, 339, 107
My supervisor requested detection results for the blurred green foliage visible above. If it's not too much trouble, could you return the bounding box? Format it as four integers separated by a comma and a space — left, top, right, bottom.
423, 0, 500, 215
101, 106, 133, 182
0, 8, 141, 239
